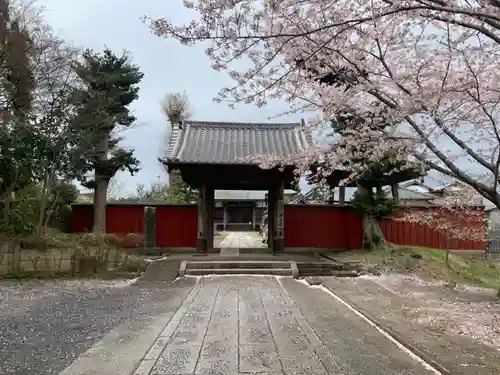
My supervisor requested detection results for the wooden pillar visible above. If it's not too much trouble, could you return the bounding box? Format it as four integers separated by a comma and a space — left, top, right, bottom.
339, 186, 346, 204
252, 205, 256, 231
206, 187, 215, 250
274, 181, 285, 253
197, 184, 207, 253
223, 205, 227, 231
328, 187, 335, 204
267, 189, 275, 250
391, 183, 399, 203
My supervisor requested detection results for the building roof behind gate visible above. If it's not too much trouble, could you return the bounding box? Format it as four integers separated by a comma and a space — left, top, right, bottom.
164, 120, 313, 165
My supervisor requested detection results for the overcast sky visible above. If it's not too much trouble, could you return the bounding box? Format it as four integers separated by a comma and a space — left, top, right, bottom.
39, 0, 306, 195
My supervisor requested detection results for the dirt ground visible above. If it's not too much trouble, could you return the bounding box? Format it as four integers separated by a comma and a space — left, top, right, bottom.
320, 274, 500, 375
323, 245, 500, 372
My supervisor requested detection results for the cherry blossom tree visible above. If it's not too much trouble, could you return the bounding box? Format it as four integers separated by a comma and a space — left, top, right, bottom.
147, 0, 500, 211
396, 182, 485, 267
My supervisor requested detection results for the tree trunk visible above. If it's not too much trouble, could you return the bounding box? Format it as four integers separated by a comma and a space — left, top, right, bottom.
92, 175, 110, 233
362, 215, 386, 249
1, 184, 15, 231
44, 189, 60, 231
357, 184, 387, 249
36, 170, 50, 236
92, 134, 110, 233
1, 195, 10, 229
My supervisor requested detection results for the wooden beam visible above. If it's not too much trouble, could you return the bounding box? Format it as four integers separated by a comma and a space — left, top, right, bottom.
176, 164, 297, 189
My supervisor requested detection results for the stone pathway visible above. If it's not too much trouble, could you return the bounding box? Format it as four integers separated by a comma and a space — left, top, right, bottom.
133, 277, 330, 375
219, 232, 262, 250
59, 277, 436, 375
131, 277, 433, 375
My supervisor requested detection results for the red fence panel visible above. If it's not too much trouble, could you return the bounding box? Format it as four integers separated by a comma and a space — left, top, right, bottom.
71, 204, 93, 233
284, 204, 363, 249
72, 203, 198, 248
72, 203, 484, 250
106, 205, 144, 234
156, 205, 198, 247
380, 219, 485, 250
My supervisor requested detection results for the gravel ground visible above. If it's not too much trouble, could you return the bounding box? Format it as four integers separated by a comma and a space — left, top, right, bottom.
0, 278, 194, 375
361, 274, 500, 350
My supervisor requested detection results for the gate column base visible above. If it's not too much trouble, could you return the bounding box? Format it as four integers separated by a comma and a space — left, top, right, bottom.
196, 239, 207, 254
273, 238, 284, 254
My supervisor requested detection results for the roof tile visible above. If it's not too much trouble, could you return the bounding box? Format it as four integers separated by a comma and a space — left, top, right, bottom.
165, 120, 313, 165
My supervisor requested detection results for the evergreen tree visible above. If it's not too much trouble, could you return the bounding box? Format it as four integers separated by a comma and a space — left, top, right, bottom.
70, 48, 143, 232
0, 1, 38, 227
165, 170, 198, 203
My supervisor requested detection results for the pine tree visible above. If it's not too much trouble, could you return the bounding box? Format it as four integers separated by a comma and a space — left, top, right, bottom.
165, 170, 198, 203
70, 48, 143, 232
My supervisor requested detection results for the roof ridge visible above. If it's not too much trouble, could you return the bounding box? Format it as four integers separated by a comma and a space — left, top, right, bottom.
184, 120, 301, 127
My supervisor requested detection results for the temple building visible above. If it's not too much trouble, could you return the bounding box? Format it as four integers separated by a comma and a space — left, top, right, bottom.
214, 190, 297, 231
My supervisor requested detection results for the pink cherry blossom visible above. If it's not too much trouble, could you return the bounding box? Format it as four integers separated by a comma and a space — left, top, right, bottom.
148, 1, 500, 208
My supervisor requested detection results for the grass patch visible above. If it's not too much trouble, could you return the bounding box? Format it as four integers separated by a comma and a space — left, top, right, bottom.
331, 246, 500, 290
2, 229, 143, 251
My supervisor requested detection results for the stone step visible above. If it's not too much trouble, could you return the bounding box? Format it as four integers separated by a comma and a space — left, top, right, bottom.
186, 261, 291, 269
297, 262, 351, 271
185, 268, 293, 276
298, 269, 359, 277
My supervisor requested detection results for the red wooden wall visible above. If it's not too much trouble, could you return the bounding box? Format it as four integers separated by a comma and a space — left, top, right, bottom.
380, 219, 485, 250
72, 203, 485, 250
155, 205, 198, 247
72, 204, 198, 247
284, 205, 363, 249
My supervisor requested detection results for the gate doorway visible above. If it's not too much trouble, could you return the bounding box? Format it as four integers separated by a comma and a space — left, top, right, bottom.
160, 120, 313, 254
213, 190, 268, 251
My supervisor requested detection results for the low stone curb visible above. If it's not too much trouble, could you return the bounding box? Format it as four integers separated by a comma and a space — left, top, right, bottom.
290, 261, 299, 278
305, 277, 453, 375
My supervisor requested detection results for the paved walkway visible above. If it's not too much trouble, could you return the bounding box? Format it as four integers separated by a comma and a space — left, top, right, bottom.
218, 231, 263, 249
59, 277, 435, 375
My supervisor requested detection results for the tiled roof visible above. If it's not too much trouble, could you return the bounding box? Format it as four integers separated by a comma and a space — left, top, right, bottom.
215, 189, 297, 201
165, 120, 313, 165
382, 186, 435, 201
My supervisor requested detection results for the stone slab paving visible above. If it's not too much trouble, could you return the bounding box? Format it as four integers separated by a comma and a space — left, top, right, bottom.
128, 276, 435, 375
219, 232, 262, 249
280, 277, 435, 375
